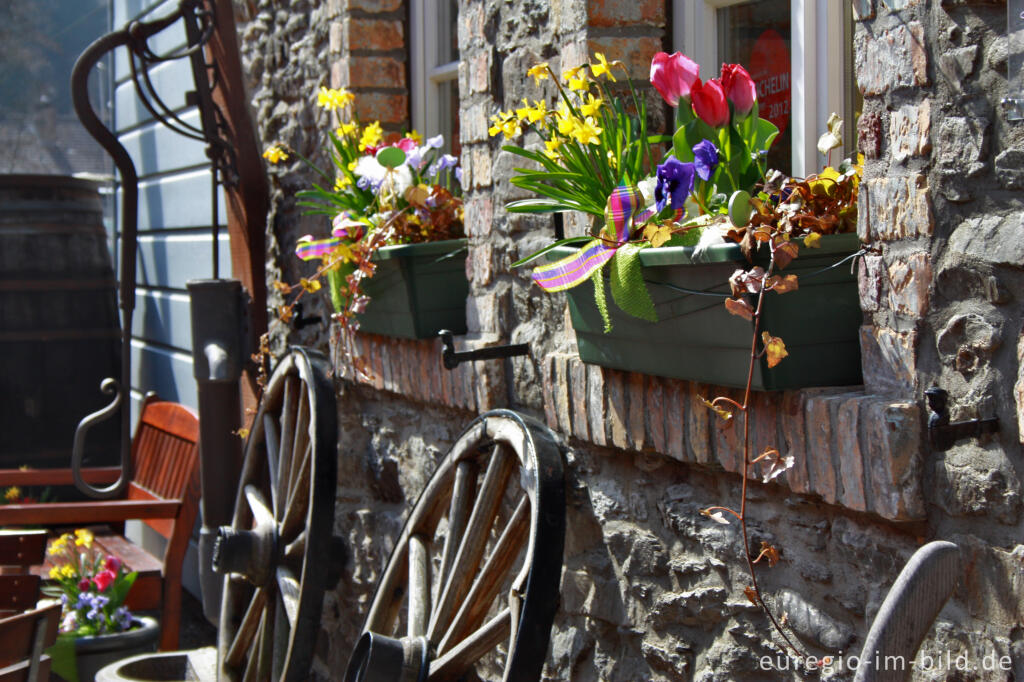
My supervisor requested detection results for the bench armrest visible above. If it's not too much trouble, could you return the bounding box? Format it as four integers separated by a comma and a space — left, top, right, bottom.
0, 500, 180, 527
0, 468, 121, 488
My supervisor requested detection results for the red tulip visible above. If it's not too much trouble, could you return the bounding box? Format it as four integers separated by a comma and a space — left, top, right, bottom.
650, 52, 700, 107
721, 63, 757, 117
93, 569, 116, 592
77, 577, 91, 592
104, 556, 122, 573
691, 78, 729, 128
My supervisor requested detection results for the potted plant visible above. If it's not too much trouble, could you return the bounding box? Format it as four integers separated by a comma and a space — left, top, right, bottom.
502, 53, 863, 390
43, 528, 159, 682
265, 86, 467, 364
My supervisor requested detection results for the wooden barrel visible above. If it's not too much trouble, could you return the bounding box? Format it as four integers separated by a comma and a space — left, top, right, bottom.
0, 174, 121, 469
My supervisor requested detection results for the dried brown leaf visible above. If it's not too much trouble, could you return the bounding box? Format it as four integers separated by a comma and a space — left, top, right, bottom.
724, 297, 754, 321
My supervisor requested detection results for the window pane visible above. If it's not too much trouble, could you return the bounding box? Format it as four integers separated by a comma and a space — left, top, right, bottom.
717, 0, 791, 174
439, 79, 461, 158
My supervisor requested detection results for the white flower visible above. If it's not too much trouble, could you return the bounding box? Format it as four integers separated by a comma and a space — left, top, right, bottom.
354, 155, 413, 197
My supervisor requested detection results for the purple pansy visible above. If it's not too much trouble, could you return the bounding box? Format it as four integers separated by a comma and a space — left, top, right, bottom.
692, 139, 719, 181
654, 156, 696, 212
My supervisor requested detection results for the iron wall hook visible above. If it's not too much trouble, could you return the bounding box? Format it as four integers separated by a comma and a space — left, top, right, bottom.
925, 387, 999, 451
438, 330, 529, 370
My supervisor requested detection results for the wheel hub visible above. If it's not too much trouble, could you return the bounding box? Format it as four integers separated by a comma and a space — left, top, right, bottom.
344, 632, 429, 682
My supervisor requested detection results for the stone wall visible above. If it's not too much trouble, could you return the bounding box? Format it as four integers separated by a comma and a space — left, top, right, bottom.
235, 0, 1024, 679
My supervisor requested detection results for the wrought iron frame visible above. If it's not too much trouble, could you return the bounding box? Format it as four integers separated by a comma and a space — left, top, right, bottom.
70, 0, 240, 498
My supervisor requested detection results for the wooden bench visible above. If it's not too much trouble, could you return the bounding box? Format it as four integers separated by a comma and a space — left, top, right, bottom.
0, 396, 201, 651
0, 530, 60, 682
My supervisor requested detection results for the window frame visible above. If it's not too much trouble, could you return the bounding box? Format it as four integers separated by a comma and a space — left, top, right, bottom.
671, 0, 851, 177
410, 0, 459, 147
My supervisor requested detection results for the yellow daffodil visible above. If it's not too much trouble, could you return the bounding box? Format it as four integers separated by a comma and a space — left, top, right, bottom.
589, 52, 619, 82
562, 64, 585, 82
488, 110, 521, 139
60, 563, 76, 579
516, 98, 532, 122
4, 486, 20, 501
334, 175, 352, 192
347, 160, 358, 172
607, 149, 618, 169
262, 145, 288, 164
48, 533, 72, 556
317, 86, 354, 111
571, 117, 603, 146
555, 103, 576, 136
49, 565, 62, 580
527, 62, 550, 86
358, 121, 384, 151
526, 100, 547, 123
75, 528, 94, 548
407, 129, 423, 144
335, 121, 358, 138
580, 93, 603, 117
543, 136, 563, 160
568, 72, 589, 92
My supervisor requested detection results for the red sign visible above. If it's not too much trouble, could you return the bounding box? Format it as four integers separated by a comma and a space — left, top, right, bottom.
749, 29, 790, 145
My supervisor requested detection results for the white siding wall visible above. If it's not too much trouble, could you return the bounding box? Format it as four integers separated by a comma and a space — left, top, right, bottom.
112, 0, 228, 422
113, 0, 228, 599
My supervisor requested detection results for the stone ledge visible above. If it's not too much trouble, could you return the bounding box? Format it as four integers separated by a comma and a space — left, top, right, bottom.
332, 331, 506, 412
541, 353, 926, 522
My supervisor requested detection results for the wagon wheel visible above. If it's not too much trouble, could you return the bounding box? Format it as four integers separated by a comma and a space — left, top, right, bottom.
344, 410, 565, 682
214, 347, 339, 682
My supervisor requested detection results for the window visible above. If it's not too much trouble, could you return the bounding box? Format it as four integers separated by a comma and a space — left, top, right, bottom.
410, 0, 461, 156
672, 0, 859, 177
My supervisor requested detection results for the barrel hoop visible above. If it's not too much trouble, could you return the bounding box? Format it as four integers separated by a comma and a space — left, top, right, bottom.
0, 329, 121, 343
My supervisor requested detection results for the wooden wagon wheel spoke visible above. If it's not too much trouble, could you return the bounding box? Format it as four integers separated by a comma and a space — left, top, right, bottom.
263, 414, 281, 515
276, 375, 300, 509
245, 485, 275, 529
437, 495, 529, 655
428, 445, 514, 642
429, 608, 511, 680
280, 442, 312, 542
345, 410, 565, 682
216, 348, 338, 682
225, 586, 267, 669
276, 564, 301, 631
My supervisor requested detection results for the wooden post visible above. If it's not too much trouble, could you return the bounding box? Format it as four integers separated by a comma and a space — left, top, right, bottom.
203, 0, 269, 418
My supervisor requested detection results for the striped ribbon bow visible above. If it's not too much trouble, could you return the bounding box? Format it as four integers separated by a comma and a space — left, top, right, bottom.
532, 185, 656, 292
295, 213, 363, 261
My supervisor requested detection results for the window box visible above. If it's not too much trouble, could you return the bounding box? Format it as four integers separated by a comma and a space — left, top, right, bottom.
357, 239, 468, 339
548, 232, 863, 390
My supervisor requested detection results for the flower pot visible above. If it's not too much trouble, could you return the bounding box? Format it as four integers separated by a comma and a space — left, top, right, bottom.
357, 238, 468, 339
549, 232, 864, 391
51, 616, 160, 682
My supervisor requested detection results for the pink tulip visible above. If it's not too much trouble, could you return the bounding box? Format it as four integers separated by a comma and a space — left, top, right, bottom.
650, 52, 700, 107
691, 78, 729, 128
93, 569, 116, 592
720, 63, 757, 117
104, 556, 122, 573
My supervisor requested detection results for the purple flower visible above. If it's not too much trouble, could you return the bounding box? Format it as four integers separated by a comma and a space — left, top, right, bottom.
406, 146, 425, 169
692, 139, 719, 181
655, 156, 696, 212
427, 154, 459, 179
454, 167, 463, 186
115, 606, 132, 632
425, 134, 444, 149
356, 175, 382, 192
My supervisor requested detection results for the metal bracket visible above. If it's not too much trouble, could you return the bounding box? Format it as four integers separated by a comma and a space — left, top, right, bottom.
291, 303, 324, 330
925, 387, 999, 451
439, 329, 529, 370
